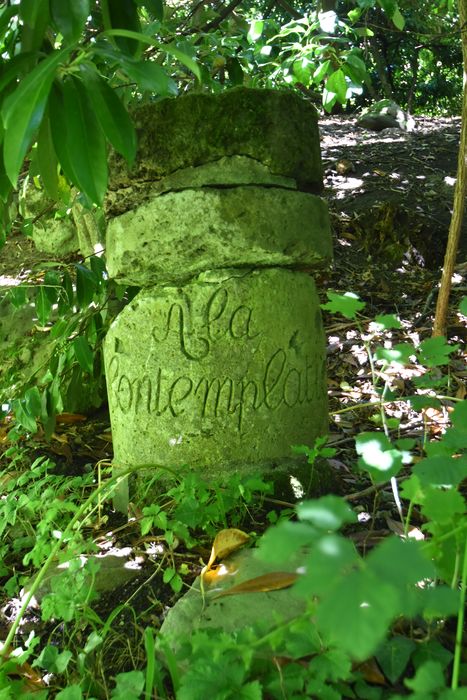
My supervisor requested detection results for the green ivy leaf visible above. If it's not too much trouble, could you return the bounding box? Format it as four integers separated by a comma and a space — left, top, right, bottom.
33, 645, 72, 674
50, 0, 90, 43
375, 343, 414, 366
421, 487, 465, 525
317, 569, 399, 661
356, 432, 403, 483
372, 314, 402, 331
73, 336, 94, 374
112, 670, 145, 698
418, 336, 459, 368
404, 660, 445, 694
321, 291, 365, 319
2, 48, 71, 188
460, 296, 467, 315
295, 535, 358, 598
451, 399, 467, 428
408, 395, 441, 411
297, 496, 356, 530
368, 537, 435, 589
413, 455, 467, 488
79, 64, 137, 165
376, 636, 416, 684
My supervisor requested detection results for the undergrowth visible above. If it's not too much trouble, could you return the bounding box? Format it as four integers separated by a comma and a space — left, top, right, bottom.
0, 291, 465, 699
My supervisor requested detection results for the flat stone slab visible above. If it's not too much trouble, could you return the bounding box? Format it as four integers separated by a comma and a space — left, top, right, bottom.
22, 548, 144, 605
106, 187, 332, 286
160, 548, 306, 653
108, 88, 323, 199
104, 268, 328, 473
105, 155, 297, 217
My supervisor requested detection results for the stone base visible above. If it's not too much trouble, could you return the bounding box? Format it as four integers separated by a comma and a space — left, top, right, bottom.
106, 186, 332, 286
104, 268, 328, 476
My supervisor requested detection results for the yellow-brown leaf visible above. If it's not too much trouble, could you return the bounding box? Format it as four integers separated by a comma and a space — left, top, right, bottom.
206, 528, 250, 570
214, 571, 298, 599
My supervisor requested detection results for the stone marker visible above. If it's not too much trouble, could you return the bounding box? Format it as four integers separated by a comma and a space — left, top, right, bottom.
103, 88, 333, 506
105, 268, 327, 471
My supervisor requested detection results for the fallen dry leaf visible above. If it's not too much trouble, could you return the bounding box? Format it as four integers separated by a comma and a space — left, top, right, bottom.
213, 571, 298, 599
55, 413, 87, 424
206, 528, 250, 571
354, 658, 386, 685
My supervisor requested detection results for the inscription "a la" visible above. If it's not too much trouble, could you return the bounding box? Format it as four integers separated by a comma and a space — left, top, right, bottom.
151, 287, 259, 360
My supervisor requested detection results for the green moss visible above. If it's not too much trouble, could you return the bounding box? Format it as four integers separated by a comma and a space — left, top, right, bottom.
108, 88, 323, 193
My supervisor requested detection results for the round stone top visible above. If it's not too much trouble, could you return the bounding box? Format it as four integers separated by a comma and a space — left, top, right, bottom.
108, 88, 323, 195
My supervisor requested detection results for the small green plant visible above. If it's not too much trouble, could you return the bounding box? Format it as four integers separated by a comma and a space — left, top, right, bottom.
2, 254, 133, 440
0, 294, 464, 698
153, 293, 466, 699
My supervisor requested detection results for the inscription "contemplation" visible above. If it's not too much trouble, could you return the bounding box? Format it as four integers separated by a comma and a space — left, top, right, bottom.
107, 348, 323, 432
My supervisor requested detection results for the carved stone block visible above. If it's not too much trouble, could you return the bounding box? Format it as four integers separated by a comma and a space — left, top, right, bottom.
104, 268, 328, 472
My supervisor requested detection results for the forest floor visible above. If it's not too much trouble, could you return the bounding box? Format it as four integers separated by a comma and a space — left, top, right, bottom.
0, 114, 466, 696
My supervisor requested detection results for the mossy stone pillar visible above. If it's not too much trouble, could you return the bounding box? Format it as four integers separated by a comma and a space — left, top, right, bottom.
104, 88, 332, 507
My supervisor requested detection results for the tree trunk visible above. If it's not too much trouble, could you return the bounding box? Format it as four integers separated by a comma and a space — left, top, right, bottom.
369, 35, 394, 100
433, 1, 467, 336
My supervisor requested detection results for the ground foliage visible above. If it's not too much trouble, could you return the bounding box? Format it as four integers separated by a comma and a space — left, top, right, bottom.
0, 113, 465, 695
0, 0, 466, 697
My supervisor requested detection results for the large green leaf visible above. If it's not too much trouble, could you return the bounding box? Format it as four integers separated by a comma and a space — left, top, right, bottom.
76, 264, 99, 308
0, 6, 16, 38
0, 53, 36, 94
49, 76, 108, 204
73, 336, 95, 374
120, 57, 177, 94
101, 29, 201, 80
36, 113, 59, 200
48, 82, 80, 189
78, 64, 137, 164
141, 0, 164, 21
2, 48, 71, 188
50, 0, 90, 43
325, 68, 347, 104
35, 286, 52, 325
317, 570, 399, 660
19, 0, 50, 52
101, 0, 142, 57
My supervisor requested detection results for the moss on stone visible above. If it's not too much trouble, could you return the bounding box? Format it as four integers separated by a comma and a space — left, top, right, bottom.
108, 88, 323, 194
